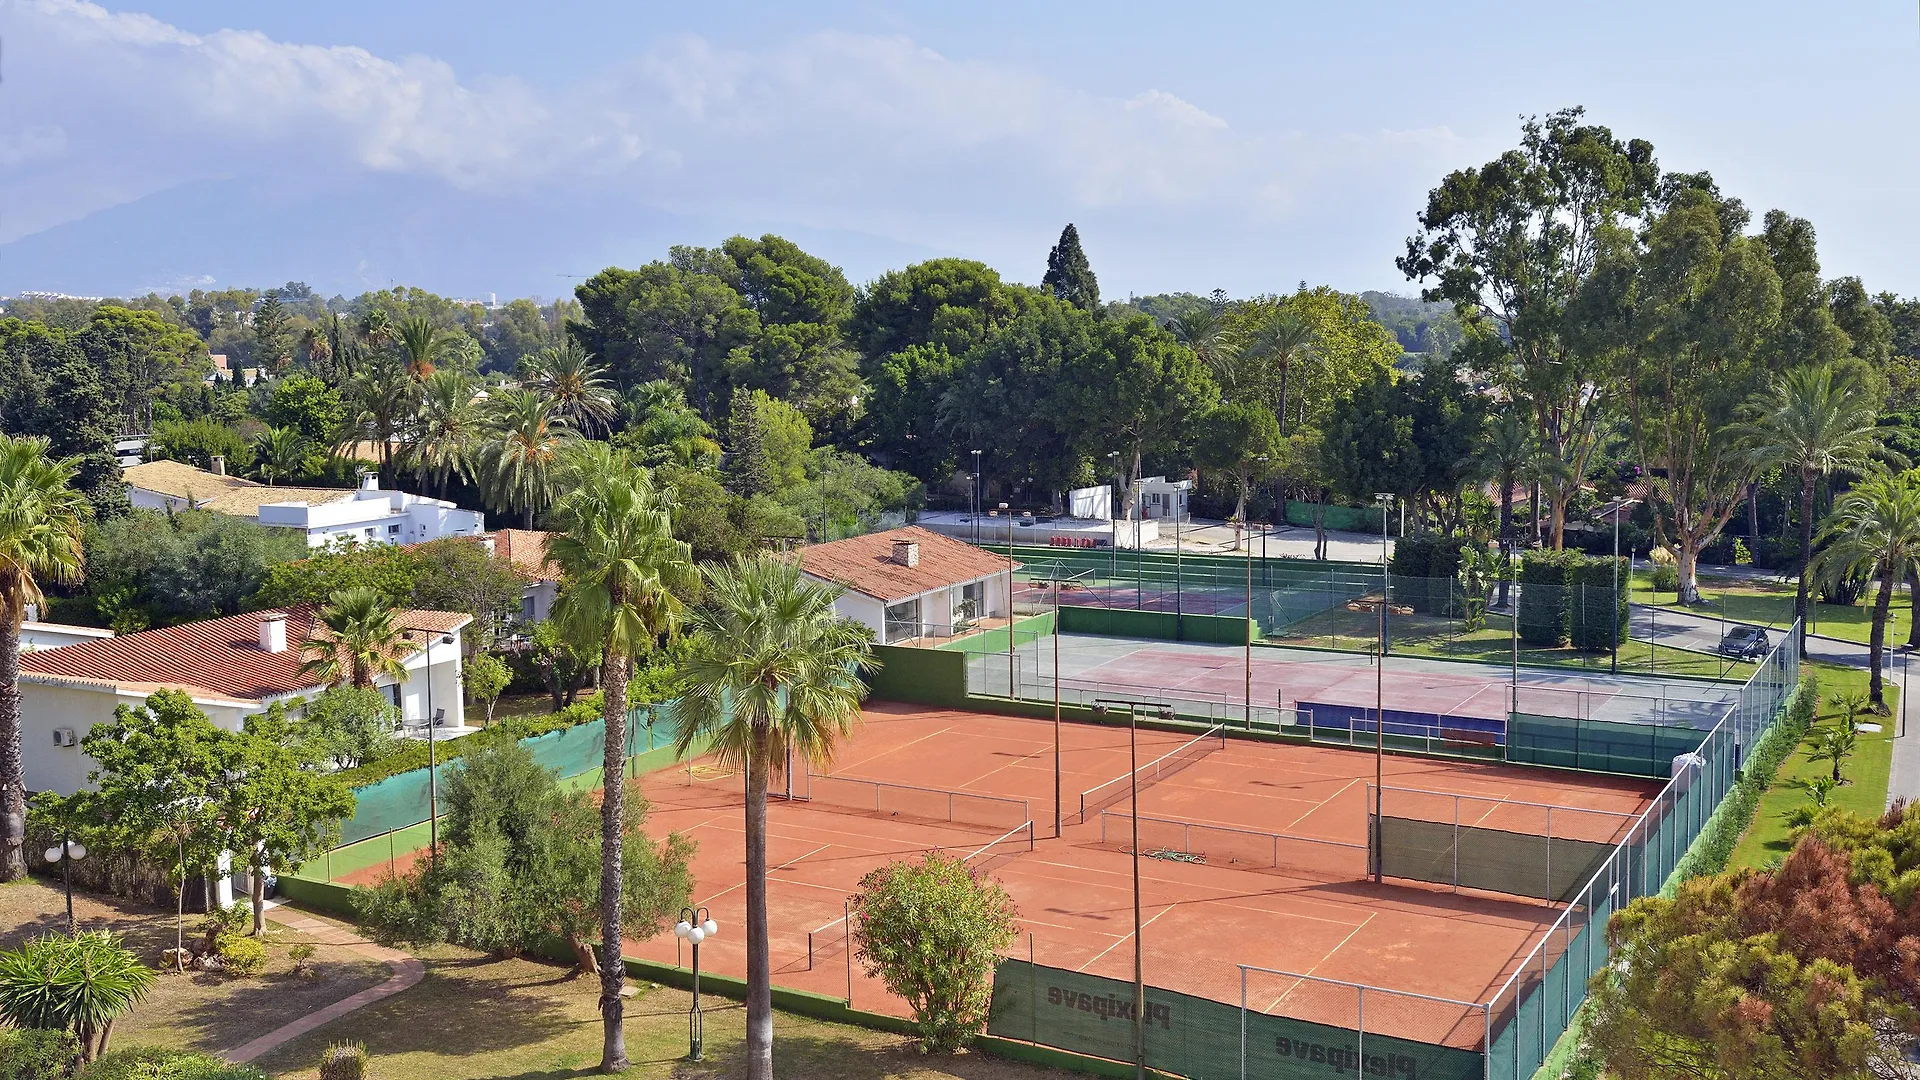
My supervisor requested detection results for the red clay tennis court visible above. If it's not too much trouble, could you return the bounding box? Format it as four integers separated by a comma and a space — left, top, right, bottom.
625, 700, 1661, 1047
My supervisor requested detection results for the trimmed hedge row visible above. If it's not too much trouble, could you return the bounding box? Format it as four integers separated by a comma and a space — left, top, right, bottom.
1389, 534, 1469, 617
1518, 550, 1628, 650
1669, 673, 1819, 884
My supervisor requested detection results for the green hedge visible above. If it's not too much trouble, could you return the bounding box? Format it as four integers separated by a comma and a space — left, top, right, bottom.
1390, 534, 1467, 616
1568, 557, 1629, 652
1518, 550, 1581, 647
1668, 673, 1818, 883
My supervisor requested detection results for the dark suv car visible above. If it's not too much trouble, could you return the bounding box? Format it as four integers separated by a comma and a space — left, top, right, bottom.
1717, 625, 1770, 660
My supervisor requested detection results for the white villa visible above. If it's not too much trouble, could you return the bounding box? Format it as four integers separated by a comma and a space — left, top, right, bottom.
125, 459, 485, 548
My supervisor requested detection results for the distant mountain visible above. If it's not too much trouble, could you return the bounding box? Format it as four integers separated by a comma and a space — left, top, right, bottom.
0, 174, 945, 301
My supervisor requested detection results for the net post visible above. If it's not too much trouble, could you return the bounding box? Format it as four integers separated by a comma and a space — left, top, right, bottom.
1544, 806, 1553, 902
1483, 1002, 1493, 1080
1453, 793, 1461, 890
1356, 984, 1365, 1080
845, 898, 853, 1006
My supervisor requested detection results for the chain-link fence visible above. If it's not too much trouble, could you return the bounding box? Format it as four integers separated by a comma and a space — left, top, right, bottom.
1001, 542, 1776, 679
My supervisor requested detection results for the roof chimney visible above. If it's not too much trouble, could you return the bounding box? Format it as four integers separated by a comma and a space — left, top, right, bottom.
360, 471, 380, 492
258, 612, 288, 653
892, 539, 919, 567
210, 455, 226, 476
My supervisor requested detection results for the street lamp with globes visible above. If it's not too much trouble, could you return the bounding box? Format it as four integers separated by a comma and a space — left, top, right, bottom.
45, 835, 86, 934
673, 907, 720, 1060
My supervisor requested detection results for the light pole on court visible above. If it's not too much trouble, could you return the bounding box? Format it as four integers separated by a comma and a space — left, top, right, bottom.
1604, 498, 1639, 676
1372, 493, 1394, 883
1095, 698, 1174, 1080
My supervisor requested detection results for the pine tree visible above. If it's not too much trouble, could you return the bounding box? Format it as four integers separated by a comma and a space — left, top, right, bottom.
1043, 224, 1100, 312
724, 388, 774, 498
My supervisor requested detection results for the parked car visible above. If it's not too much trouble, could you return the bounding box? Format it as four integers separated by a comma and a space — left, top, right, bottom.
1717, 625, 1770, 660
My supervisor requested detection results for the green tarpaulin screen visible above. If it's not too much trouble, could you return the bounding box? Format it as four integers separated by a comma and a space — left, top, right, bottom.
987, 959, 1482, 1080
1371, 816, 1615, 903
1506, 712, 1705, 778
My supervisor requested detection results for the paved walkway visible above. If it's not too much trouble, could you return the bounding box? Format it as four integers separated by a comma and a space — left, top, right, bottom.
223, 905, 424, 1063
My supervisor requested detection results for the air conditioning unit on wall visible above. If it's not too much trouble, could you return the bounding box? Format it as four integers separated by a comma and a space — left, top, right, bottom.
51, 728, 76, 747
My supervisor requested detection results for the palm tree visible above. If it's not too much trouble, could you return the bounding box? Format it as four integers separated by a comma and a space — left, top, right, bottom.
300, 587, 410, 690
1469, 412, 1533, 609
525, 341, 617, 435
546, 445, 696, 1071
397, 317, 441, 379
343, 355, 419, 483
251, 426, 308, 485
476, 388, 575, 529
1810, 474, 1920, 711
0, 435, 85, 880
1738, 365, 1894, 644
1171, 304, 1242, 394
669, 555, 875, 1080
1243, 309, 1315, 434
401, 369, 482, 498
359, 309, 395, 354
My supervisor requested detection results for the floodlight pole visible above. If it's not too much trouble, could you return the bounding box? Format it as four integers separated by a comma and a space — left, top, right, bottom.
1054, 607, 1063, 838
971, 450, 982, 545
1245, 537, 1254, 730
1373, 494, 1393, 884
1094, 698, 1170, 1080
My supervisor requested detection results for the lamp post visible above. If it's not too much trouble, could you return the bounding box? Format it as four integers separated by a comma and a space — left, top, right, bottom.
971, 450, 983, 545
1372, 493, 1394, 884
44, 835, 86, 934
422, 632, 453, 868
1604, 498, 1639, 675
673, 907, 720, 1060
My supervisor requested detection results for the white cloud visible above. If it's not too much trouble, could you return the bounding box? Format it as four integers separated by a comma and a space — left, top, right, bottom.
0, 1, 1482, 289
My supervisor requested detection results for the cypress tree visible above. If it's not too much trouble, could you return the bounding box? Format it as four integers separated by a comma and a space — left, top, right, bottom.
1043, 224, 1100, 312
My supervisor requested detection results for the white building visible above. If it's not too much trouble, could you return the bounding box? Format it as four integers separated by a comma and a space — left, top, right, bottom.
486, 529, 561, 624
1135, 476, 1192, 520
18, 605, 472, 798
125, 460, 485, 548
799, 526, 1015, 645
19, 622, 114, 652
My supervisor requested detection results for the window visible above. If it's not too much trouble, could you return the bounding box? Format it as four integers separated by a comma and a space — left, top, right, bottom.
883, 598, 921, 644
388, 524, 401, 535
955, 581, 985, 629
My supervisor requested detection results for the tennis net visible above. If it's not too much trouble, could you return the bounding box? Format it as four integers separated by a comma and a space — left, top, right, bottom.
1074, 726, 1227, 823
794, 767, 1033, 832
1099, 811, 1367, 879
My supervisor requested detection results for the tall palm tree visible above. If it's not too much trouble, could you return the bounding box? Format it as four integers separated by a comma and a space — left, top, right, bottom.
1810, 474, 1920, 711
0, 435, 85, 880
300, 587, 410, 690
525, 341, 617, 435
359, 309, 395, 354
669, 555, 874, 1080
343, 354, 420, 483
1738, 365, 1894, 644
546, 445, 696, 1072
1171, 305, 1242, 394
477, 388, 576, 529
251, 426, 308, 486
1243, 309, 1315, 434
1470, 412, 1534, 609
401, 369, 482, 498
396, 317, 441, 379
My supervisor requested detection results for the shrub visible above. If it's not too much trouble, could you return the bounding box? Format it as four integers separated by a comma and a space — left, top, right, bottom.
0, 1028, 78, 1079
1388, 534, 1468, 616
318, 1042, 368, 1080
288, 943, 317, 977
215, 933, 266, 978
1652, 564, 1680, 594
1568, 556, 1629, 652
1669, 674, 1818, 883
333, 692, 607, 788
1518, 550, 1583, 647
79, 1047, 268, 1080
850, 853, 1018, 1052
0, 932, 156, 1063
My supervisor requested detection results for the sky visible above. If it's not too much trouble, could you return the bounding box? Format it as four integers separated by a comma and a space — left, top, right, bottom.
1, 0, 1915, 302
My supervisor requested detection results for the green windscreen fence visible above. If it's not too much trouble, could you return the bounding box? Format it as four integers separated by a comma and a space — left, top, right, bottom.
1371, 817, 1616, 903
1506, 712, 1706, 778
987, 959, 1483, 1080
336, 707, 676, 845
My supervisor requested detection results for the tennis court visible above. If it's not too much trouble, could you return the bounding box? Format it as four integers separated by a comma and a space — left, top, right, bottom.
972, 632, 1742, 731
623, 700, 1661, 1053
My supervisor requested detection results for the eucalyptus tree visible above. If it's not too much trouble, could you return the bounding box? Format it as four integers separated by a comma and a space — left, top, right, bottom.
0, 436, 86, 880
1399, 107, 1660, 548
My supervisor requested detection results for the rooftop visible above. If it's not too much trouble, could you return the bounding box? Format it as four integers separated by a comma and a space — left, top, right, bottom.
490, 529, 560, 582
20, 606, 471, 703
124, 460, 354, 517
799, 526, 1012, 603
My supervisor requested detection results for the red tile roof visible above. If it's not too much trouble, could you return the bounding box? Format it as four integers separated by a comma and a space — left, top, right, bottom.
20, 606, 471, 703
799, 526, 1013, 603
491, 529, 560, 582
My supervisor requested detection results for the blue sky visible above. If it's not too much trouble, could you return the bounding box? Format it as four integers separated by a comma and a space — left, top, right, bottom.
2, 1, 1915, 300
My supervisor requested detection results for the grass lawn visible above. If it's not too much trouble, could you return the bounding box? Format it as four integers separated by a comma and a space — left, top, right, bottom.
0, 880, 390, 1055
1728, 661, 1897, 871
1630, 568, 1913, 646
251, 938, 1066, 1080
1274, 609, 1755, 681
